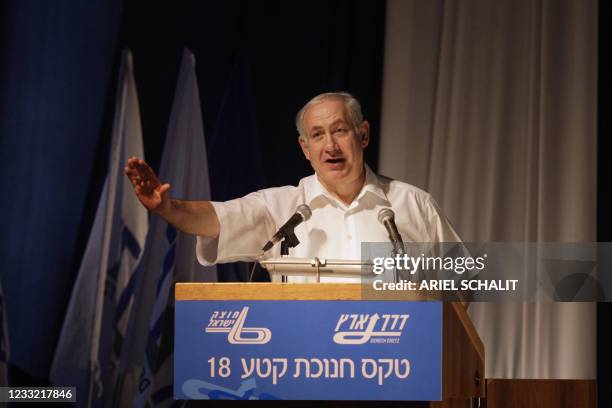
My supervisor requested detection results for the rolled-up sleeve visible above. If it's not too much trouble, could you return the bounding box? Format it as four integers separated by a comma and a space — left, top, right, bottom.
196, 191, 277, 265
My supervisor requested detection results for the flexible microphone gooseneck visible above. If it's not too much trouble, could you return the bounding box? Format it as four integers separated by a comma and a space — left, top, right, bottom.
262, 204, 312, 252
377, 208, 405, 256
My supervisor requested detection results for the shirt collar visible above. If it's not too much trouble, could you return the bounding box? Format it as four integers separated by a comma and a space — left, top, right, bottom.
305, 164, 389, 207
359, 164, 389, 203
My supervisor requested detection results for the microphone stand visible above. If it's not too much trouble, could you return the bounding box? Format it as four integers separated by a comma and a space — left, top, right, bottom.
391, 248, 399, 284
280, 232, 300, 282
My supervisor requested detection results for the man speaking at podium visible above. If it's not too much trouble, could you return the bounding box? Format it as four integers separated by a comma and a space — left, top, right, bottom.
125, 92, 460, 282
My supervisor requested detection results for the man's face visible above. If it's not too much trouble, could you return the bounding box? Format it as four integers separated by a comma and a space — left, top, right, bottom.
299, 99, 370, 191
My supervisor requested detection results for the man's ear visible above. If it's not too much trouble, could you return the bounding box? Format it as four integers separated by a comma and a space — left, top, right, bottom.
298, 136, 311, 160
359, 121, 370, 148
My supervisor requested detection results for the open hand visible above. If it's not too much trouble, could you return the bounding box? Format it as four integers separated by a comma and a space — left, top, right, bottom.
125, 157, 171, 212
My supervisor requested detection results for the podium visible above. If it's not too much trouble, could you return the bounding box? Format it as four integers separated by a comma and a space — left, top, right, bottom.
175, 282, 484, 407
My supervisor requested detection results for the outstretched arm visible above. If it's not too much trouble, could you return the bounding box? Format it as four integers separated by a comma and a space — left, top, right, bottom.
125, 156, 220, 237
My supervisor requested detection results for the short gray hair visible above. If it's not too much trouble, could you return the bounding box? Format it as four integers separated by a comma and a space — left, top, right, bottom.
296, 92, 364, 140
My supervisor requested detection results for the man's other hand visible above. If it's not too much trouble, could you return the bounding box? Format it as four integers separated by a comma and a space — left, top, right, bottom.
125, 156, 171, 213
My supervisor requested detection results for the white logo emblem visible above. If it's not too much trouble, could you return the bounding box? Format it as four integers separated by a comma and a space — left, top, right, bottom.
205, 306, 272, 344
333, 313, 409, 344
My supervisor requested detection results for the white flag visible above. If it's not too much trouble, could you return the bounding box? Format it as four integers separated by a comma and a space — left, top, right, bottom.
118, 49, 216, 408
50, 49, 147, 407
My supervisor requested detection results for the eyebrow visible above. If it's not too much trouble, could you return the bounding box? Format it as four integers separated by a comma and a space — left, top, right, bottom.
308, 119, 349, 133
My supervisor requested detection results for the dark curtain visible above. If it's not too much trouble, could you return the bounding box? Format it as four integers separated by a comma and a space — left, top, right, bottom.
0, 0, 386, 384
0, 0, 124, 382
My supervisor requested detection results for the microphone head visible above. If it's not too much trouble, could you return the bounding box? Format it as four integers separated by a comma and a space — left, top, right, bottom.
296, 204, 312, 221
377, 207, 395, 224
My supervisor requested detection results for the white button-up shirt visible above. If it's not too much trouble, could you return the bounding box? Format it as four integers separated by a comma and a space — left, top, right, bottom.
197, 165, 460, 281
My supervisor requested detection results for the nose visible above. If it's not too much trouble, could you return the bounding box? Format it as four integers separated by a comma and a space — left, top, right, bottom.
323, 132, 339, 152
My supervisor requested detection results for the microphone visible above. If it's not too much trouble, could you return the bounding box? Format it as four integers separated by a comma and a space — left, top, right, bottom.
262, 204, 312, 252
377, 208, 405, 255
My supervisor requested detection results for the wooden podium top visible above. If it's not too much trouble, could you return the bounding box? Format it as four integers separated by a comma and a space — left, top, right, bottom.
176, 282, 435, 301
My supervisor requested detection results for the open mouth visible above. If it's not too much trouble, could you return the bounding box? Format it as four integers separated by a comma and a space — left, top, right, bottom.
325, 158, 345, 164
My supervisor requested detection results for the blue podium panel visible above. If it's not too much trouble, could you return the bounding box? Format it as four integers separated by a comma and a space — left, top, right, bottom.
175, 301, 442, 401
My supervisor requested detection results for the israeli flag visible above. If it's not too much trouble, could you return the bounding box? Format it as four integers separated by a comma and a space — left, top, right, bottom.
118, 49, 216, 408
50, 49, 147, 407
